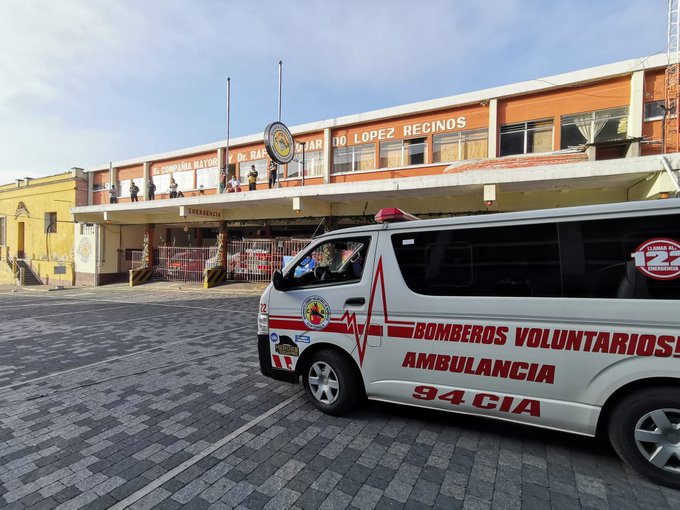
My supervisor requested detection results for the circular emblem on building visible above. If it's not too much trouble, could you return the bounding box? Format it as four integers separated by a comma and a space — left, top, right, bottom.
301, 296, 331, 330
78, 237, 92, 263
632, 238, 680, 280
264, 122, 295, 164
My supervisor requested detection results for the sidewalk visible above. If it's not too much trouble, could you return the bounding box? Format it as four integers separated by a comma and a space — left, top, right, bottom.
0, 280, 268, 295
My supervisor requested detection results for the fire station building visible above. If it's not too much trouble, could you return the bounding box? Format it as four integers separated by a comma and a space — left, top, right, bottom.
71, 54, 680, 285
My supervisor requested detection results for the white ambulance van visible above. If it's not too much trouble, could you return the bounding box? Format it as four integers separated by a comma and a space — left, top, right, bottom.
257, 200, 680, 487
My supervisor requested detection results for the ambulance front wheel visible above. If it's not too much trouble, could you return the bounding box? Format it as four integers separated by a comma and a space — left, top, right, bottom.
608, 387, 680, 489
302, 349, 360, 415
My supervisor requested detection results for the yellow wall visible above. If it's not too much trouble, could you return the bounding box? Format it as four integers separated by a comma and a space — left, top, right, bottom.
0, 171, 87, 285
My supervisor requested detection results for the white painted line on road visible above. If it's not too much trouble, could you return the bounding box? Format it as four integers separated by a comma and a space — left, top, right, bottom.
0, 325, 251, 391
109, 393, 301, 510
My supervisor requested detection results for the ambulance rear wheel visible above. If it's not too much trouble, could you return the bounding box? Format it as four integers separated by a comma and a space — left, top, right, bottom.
608, 387, 680, 489
302, 349, 359, 415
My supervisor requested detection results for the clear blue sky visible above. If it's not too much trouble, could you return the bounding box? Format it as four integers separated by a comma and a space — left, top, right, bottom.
0, 0, 668, 184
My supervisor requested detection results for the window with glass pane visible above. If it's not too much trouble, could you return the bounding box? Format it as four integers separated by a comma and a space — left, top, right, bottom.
0, 217, 5, 245
171, 171, 193, 193
44, 212, 57, 233
154, 174, 170, 195
560, 106, 629, 149
644, 100, 664, 121
196, 167, 219, 189
379, 138, 427, 168
238, 159, 268, 184
500, 119, 553, 156
118, 178, 131, 197
433, 129, 488, 162
287, 150, 324, 178
332, 144, 375, 173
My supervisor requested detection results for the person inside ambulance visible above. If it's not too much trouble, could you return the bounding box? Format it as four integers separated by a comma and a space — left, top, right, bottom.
279, 239, 368, 288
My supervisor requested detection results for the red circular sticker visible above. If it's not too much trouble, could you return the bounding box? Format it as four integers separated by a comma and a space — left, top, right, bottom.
631, 238, 680, 280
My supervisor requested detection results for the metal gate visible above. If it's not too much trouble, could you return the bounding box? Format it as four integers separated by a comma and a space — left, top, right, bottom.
227, 238, 311, 283
130, 239, 310, 284
136, 246, 219, 283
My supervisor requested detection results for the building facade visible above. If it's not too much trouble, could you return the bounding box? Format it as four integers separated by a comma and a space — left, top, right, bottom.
0, 170, 88, 285
71, 54, 680, 285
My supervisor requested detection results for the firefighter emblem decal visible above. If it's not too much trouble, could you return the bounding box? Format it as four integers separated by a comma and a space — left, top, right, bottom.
302, 296, 331, 330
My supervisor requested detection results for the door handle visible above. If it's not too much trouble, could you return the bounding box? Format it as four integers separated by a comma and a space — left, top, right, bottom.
345, 297, 365, 306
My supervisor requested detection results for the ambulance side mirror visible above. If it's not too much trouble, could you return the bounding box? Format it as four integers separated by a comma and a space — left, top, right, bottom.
272, 270, 285, 291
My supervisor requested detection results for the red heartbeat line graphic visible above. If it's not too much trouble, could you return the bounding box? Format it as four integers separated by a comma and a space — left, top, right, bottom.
267, 256, 415, 367
337, 256, 412, 366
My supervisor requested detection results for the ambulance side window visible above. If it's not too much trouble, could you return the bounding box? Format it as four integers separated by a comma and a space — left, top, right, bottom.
287, 237, 370, 287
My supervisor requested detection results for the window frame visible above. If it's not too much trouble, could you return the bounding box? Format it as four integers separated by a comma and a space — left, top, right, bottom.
499, 118, 553, 156
282, 236, 371, 289
379, 138, 428, 168
44, 212, 57, 234
332, 144, 376, 174
432, 128, 489, 163
644, 100, 665, 122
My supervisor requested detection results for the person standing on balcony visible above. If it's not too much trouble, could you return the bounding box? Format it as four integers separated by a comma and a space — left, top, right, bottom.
248, 164, 258, 191
129, 181, 140, 202
109, 185, 118, 204
219, 168, 227, 193
147, 179, 156, 200
169, 178, 178, 198
268, 160, 277, 189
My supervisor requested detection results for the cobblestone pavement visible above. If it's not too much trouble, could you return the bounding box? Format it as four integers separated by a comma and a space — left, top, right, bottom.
1, 286, 679, 510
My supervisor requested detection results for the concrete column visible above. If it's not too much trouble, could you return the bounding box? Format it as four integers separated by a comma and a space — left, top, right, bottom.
217, 148, 225, 172
323, 127, 332, 184
221, 221, 228, 269
146, 224, 155, 268
87, 171, 93, 205
109, 166, 118, 203
142, 162, 150, 200
488, 99, 498, 158
627, 70, 644, 158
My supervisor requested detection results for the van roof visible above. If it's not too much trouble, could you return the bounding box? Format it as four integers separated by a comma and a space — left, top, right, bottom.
318, 199, 680, 238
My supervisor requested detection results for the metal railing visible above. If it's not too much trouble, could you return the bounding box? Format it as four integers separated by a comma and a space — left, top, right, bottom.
128, 238, 311, 284
227, 238, 310, 283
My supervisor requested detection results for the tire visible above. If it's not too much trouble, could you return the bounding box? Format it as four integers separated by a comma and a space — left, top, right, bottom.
302, 349, 360, 416
608, 387, 680, 489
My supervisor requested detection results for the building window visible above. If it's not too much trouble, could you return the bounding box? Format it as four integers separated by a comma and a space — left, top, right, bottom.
332, 144, 375, 173
153, 174, 170, 195
238, 159, 268, 185
644, 100, 665, 122
433, 128, 488, 162
196, 167, 219, 189
287, 150, 325, 179
118, 179, 131, 198
379, 138, 428, 168
170, 171, 194, 193
560, 106, 629, 149
500, 119, 553, 156
44, 212, 57, 234
0, 216, 5, 245
92, 183, 106, 191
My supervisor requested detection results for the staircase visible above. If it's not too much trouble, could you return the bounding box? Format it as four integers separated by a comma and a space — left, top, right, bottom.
8, 258, 43, 286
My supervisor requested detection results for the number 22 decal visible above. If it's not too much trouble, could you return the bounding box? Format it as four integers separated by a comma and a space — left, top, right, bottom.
260, 303, 267, 313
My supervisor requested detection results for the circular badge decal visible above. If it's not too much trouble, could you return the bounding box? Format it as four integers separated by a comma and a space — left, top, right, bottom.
631, 238, 680, 280
264, 122, 295, 164
302, 296, 331, 330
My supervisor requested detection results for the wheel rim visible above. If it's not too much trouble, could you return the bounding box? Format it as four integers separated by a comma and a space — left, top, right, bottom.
634, 408, 680, 473
308, 361, 340, 405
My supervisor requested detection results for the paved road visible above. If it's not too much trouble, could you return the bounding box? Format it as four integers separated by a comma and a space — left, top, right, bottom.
0, 286, 679, 510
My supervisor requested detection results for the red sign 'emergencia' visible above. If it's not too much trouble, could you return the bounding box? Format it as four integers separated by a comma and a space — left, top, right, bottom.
631, 238, 680, 280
